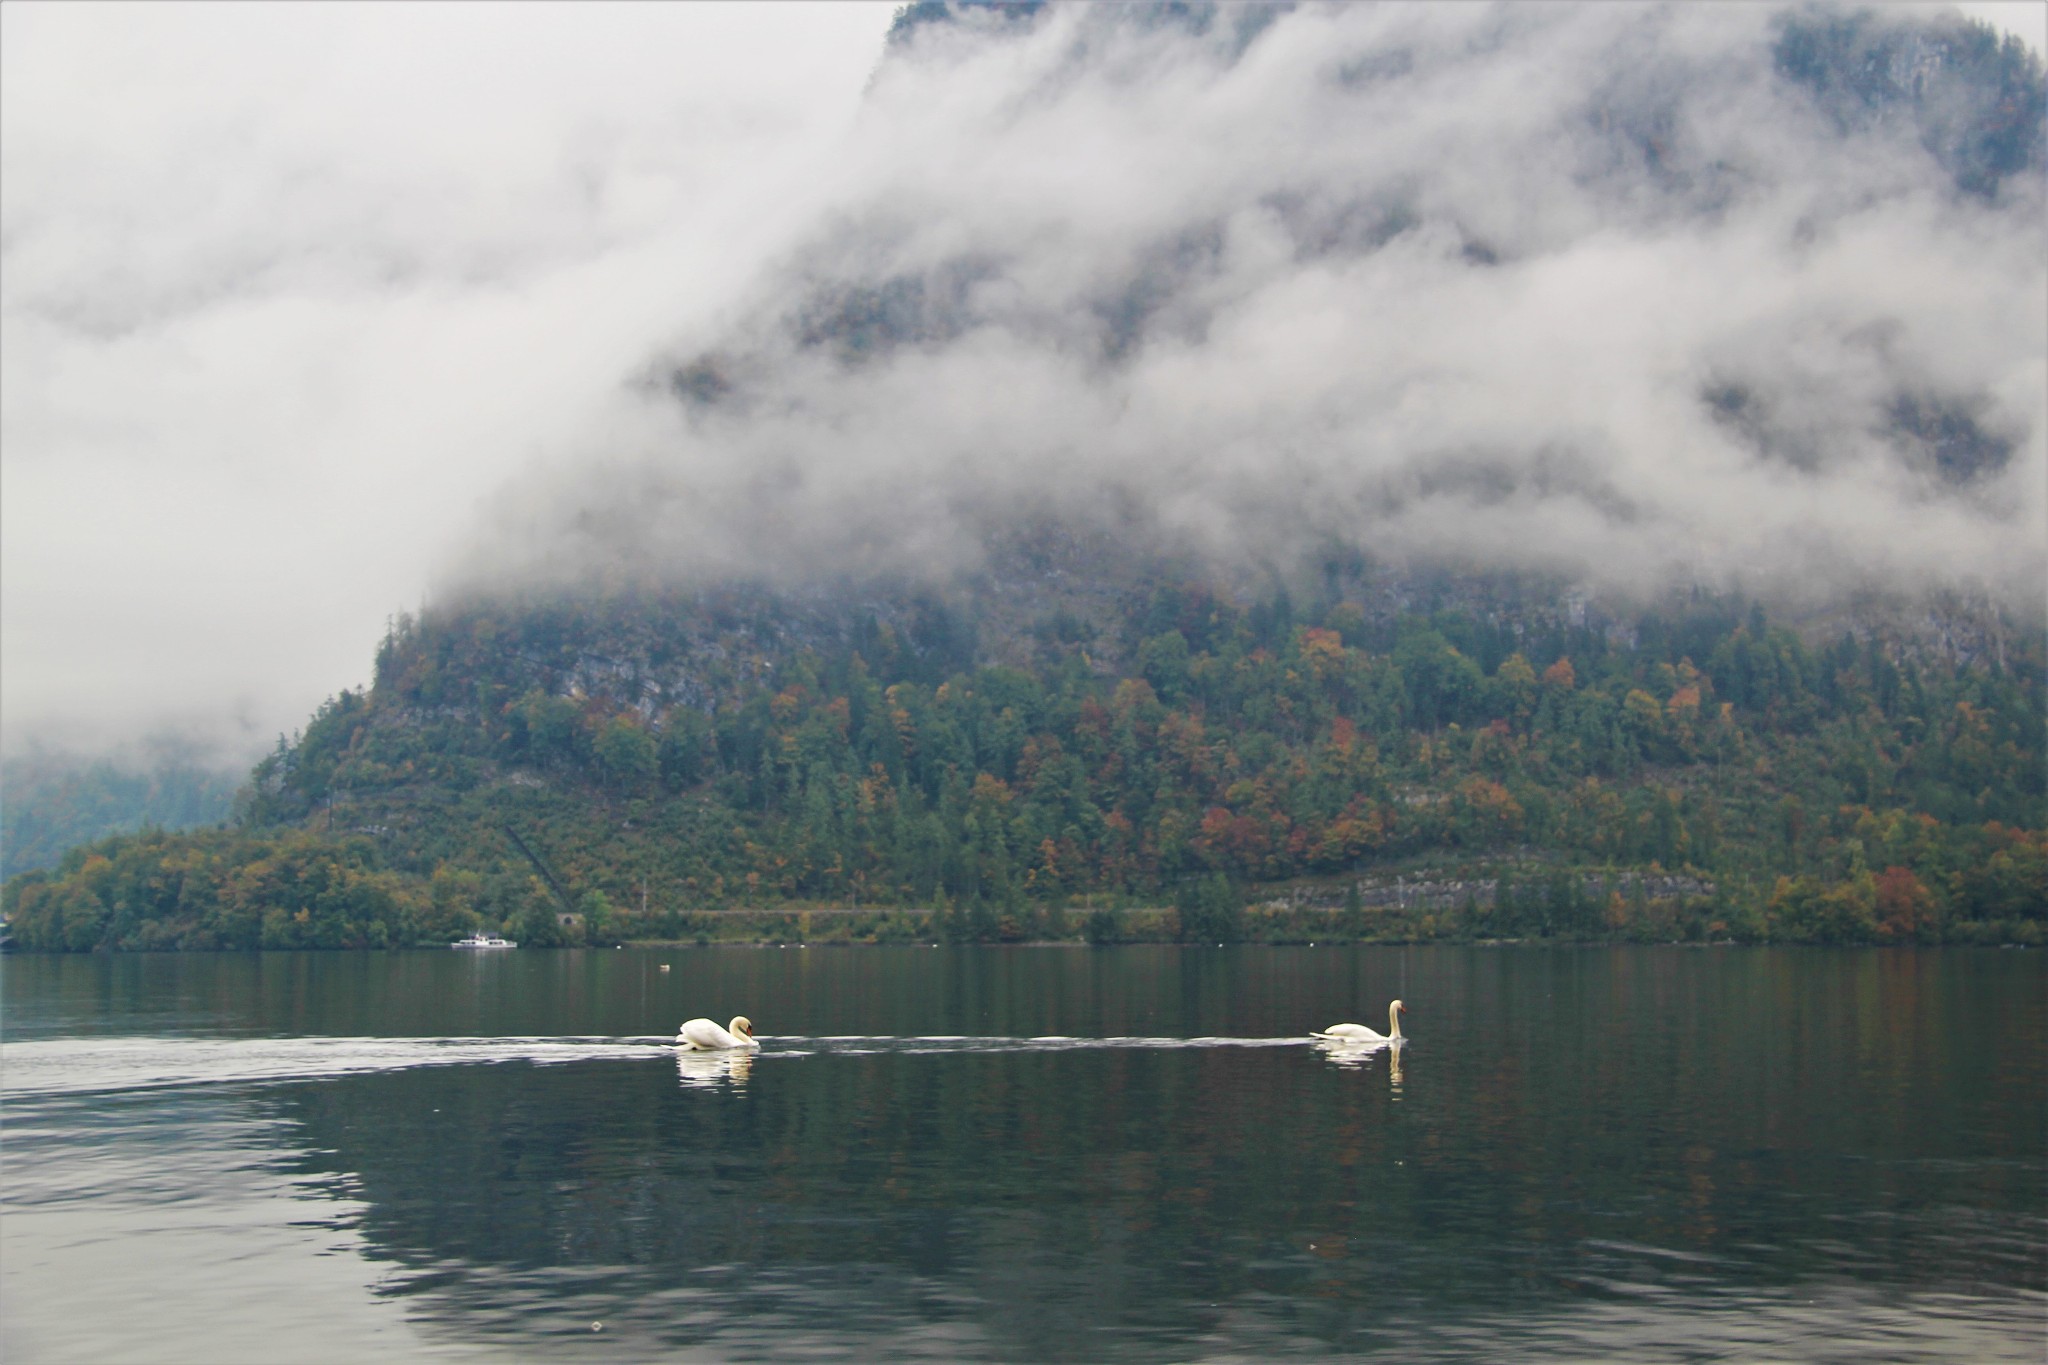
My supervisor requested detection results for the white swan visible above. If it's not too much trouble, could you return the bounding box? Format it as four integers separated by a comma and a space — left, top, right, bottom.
677, 1015, 759, 1050
1313, 999, 1406, 1042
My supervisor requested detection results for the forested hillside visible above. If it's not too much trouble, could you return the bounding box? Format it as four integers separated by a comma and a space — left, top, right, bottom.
6, 572, 2040, 951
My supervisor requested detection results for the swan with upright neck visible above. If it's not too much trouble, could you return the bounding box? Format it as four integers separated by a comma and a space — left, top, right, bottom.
677, 1016, 758, 1050
1313, 1000, 1406, 1042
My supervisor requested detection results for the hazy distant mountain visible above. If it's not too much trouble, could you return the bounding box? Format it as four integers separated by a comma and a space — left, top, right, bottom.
1, 754, 239, 882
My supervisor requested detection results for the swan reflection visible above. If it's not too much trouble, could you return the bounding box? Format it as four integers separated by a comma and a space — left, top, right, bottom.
1312, 1037, 1387, 1068
676, 1047, 753, 1091
1314, 1036, 1405, 1091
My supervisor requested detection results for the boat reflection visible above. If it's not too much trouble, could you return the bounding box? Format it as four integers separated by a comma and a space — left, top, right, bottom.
676, 1046, 753, 1091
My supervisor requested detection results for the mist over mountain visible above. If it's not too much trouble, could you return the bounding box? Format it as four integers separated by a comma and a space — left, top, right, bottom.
457, 2, 2045, 619
4, 3, 2039, 775
6, 4, 2044, 951
0, 749, 237, 882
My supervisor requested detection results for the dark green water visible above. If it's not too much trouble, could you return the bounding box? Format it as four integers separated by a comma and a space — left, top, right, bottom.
3, 946, 2042, 1361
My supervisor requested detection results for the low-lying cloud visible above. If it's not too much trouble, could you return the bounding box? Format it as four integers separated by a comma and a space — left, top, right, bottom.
466, 2, 2045, 618
3, 3, 2041, 765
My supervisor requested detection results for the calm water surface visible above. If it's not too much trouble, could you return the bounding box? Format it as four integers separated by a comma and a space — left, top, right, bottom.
3, 946, 2042, 1362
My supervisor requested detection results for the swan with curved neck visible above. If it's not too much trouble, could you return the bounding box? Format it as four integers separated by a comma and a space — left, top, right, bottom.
1313, 1000, 1406, 1043
677, 1015, 758, 1050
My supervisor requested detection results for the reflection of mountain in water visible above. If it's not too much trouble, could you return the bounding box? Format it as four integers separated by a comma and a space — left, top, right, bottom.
265, 1011, 2039, 1360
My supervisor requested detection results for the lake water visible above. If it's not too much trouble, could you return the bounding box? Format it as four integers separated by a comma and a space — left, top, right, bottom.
2, 946, 2041, 1362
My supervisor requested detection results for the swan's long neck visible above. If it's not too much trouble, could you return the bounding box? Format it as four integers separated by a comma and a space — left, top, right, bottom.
1388, 1002, 1403, 1040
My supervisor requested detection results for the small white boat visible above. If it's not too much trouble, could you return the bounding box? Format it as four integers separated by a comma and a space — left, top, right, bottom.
451, 933, 518, 950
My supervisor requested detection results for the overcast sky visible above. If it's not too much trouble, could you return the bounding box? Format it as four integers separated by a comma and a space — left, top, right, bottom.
1959, 1, 2047, 50
2, 2, 2041, 769
2, 2, 897, 762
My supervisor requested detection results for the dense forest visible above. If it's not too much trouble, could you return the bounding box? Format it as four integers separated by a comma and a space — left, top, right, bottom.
6, 573, 2041, 952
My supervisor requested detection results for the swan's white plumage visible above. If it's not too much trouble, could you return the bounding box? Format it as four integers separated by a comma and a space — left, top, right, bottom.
1312, 999, 1406, 1042
678, 1015, 758, 1050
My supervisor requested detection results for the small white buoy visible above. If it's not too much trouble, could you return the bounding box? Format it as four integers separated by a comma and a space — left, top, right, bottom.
591, 1321, 604, 1333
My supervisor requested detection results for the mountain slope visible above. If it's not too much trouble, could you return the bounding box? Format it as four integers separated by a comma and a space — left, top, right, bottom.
6, 563, 2040, 950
